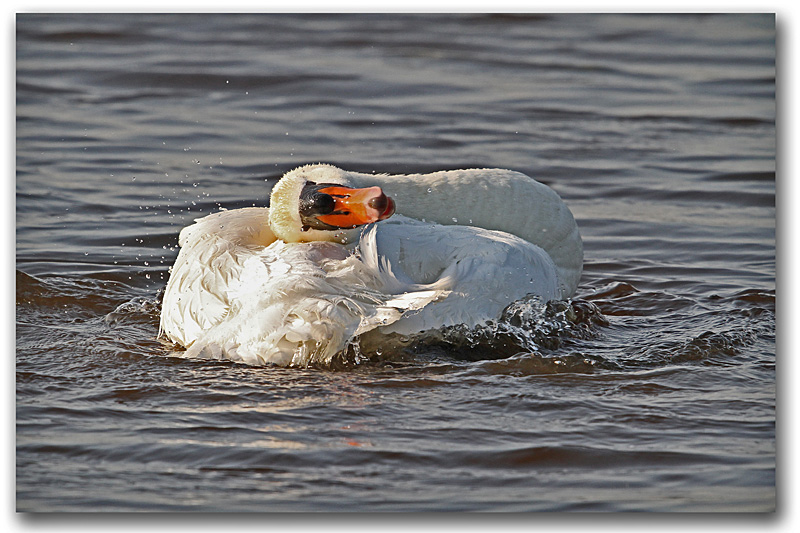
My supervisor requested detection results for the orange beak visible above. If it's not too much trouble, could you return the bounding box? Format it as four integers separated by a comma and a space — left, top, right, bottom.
315, 185, 396, 228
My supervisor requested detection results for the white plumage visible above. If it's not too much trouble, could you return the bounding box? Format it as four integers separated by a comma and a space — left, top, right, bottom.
159, 164, 582, 366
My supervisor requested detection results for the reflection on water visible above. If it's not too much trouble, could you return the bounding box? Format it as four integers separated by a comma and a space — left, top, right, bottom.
16, 13, 774, 511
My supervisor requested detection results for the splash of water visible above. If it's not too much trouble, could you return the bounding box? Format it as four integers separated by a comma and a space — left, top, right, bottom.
338, 296, 608, 368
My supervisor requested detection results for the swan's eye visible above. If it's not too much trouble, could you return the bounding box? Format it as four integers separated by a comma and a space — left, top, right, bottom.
299, 182, 336, 216
308, 192, 335, 215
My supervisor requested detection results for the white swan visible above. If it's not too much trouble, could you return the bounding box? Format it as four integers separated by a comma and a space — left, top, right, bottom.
159, 164, 582, 366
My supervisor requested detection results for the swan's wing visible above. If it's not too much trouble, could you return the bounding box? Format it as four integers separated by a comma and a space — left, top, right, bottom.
363, 216, 561, 335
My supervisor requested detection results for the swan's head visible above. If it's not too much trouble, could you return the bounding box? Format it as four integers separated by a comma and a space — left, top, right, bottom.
269, 164, 396, 243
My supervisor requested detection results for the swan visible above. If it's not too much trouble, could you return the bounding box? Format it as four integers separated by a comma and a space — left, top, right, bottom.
159, 164, 582, 366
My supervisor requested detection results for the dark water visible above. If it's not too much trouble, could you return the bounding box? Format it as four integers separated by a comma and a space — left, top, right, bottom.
16, 14, 775, 512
